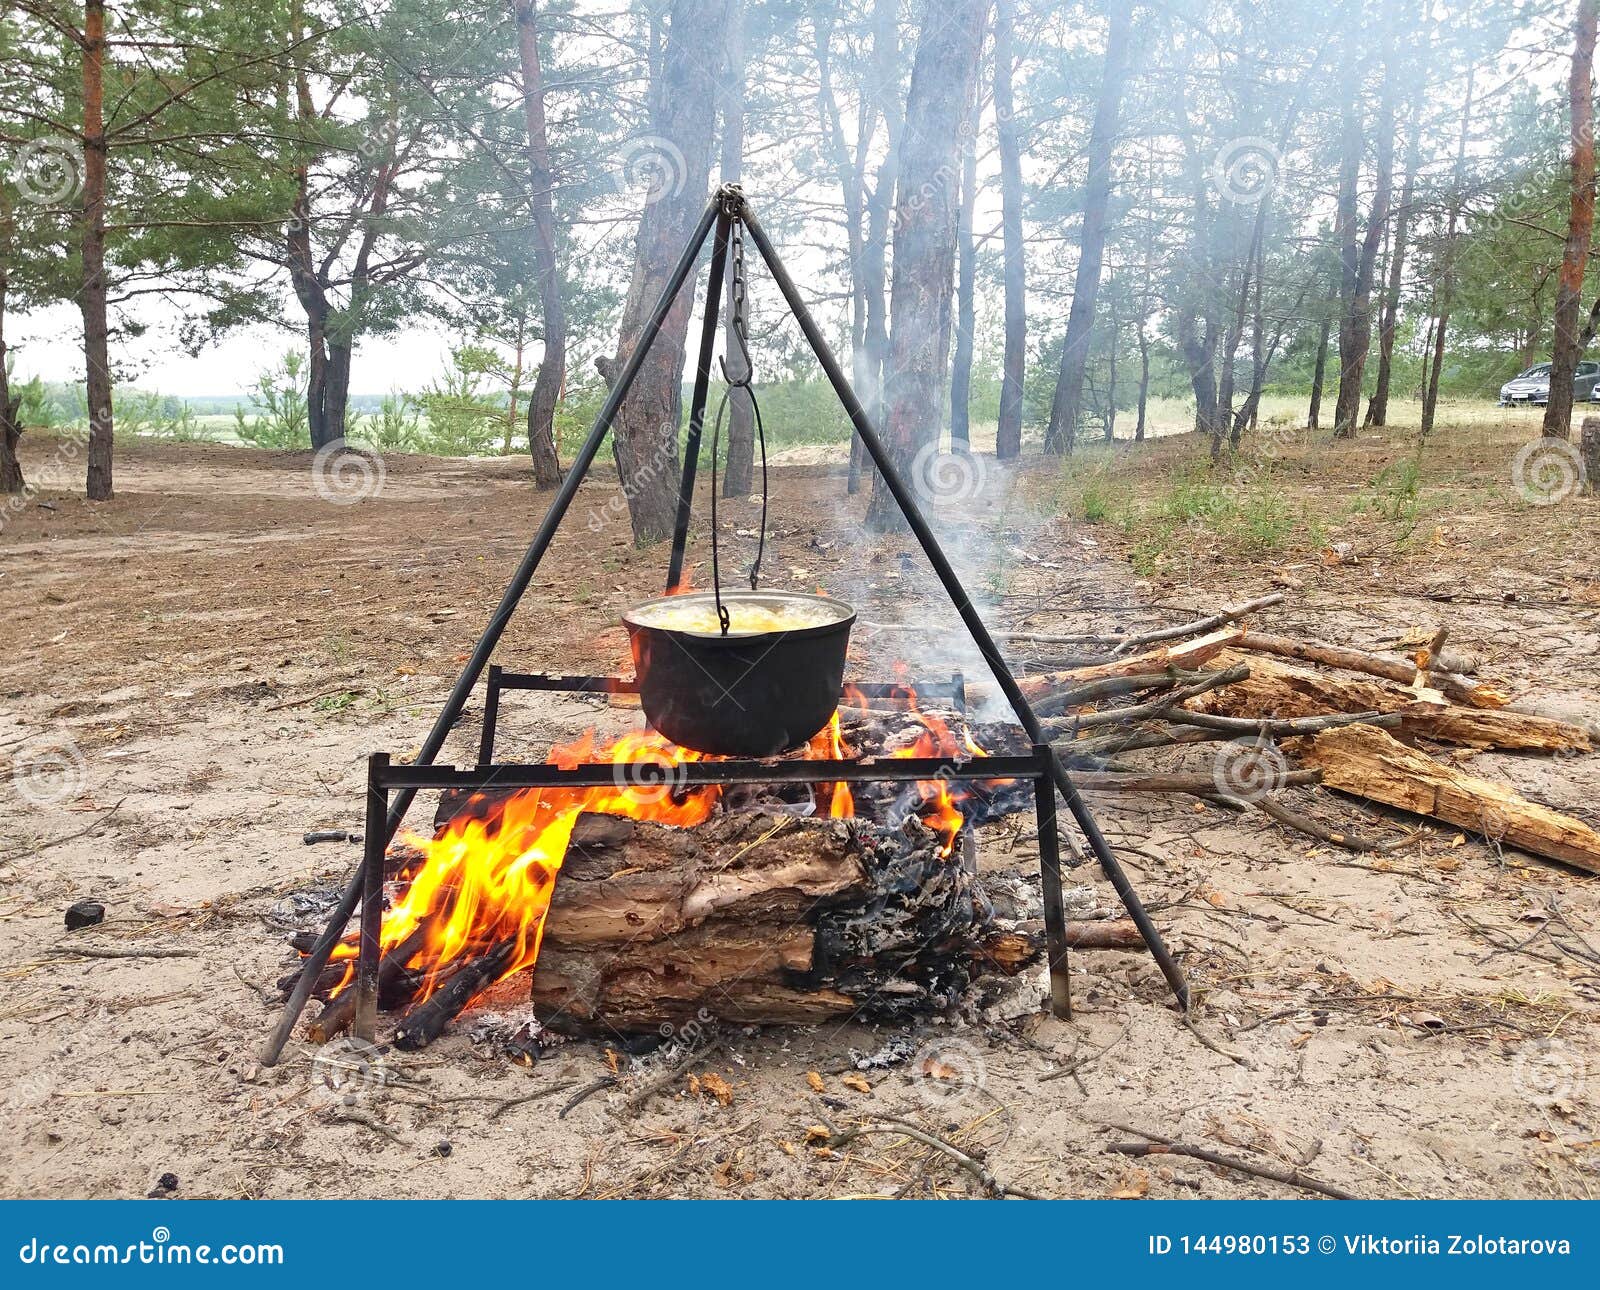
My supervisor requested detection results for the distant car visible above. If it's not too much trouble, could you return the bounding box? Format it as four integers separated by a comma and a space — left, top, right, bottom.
1498, 360, 1600, 406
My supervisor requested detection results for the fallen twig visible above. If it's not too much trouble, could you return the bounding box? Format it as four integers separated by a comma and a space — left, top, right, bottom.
817, 1110, 1042, 1199
560, 1076, 617, 1119
2, 800, 126, 862
50, 944, 198, 960
1104, 1123, 1354, 1199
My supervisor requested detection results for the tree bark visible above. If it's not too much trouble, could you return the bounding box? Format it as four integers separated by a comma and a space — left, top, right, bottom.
1133, 320, 1149, 442
866, 0, 986, 531
525, 810, 1038, 1034
722, 0, 755, 496
1421, 66, 1475, 439
607, 0, 728, 545
1365, 46, 1427, 428
1544, 0, 1599, 443
852, 0, 902, 496
515, 0, 565, 487
993, 0, 1025, 461
1307, 315, 1330, 429
80, 0, 113, 500
1045, 5, 1132, 454
0, 188, 23, 495
1332, 50, 1395, 439
950, 82, 980, 452
1288, 724, 1600, 875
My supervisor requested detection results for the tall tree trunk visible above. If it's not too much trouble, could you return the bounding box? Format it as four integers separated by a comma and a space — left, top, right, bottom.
1544, 0, 1599, 442
1045, 4, 1132, 455
1134, 320, 1149, 442
866, 0, 986, 531
723, 0, 756, 496
993, 0, 1025, 461
502, 314, 526, 454
80, 0, 113, 500
1103, 297, 1118, 442
852, 0, 901, 496
0, 188, 23, 494
1333, 52, 1395, 440
607, 0, 727, 545
1365, 44, 1427, 428
950, 84, 979, 452
516, 0, 565, 486
1307, 315, 1331, 429
1421, 66, 1475, 439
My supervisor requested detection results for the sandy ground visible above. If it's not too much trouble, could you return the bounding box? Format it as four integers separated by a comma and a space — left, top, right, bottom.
1, 428, 1597, 1200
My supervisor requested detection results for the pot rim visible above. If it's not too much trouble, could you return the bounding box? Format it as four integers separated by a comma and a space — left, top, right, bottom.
623, 588, 857, 645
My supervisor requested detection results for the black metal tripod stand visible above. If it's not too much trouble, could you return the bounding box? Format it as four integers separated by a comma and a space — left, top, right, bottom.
260, 185, 1188, 1065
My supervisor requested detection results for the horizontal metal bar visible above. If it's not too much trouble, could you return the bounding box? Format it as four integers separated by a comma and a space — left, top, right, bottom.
372, 753, 1044, 793
495, 672, 636, 695
492, 671, 967, 703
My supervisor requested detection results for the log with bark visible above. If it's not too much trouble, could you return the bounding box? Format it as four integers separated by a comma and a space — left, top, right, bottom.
526, 810, 1041, 1035
1286, 723, 1600, 875
1230, 630, 1500, 707
1191, 650, 1590, 754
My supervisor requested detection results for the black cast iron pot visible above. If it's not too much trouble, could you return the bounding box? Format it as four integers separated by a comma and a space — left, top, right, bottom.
623, 589, 856, 756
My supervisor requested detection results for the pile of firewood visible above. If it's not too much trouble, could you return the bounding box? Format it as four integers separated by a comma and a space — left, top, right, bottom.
988, 593, 1599, 875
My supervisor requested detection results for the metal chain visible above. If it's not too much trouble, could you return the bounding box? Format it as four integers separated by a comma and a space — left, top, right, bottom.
708, 215, 769, 636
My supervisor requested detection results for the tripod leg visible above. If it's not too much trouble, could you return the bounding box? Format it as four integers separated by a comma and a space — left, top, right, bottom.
739, 198, 1189, 1014
261, 196, 725, 1067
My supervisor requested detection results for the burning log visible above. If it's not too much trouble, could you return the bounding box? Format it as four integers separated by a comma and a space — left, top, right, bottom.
1286, 724, 1600, 875
394, 941, 518, 1051
522, 810, 1041, 1036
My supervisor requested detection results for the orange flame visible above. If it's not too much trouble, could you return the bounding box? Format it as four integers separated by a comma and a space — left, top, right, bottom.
325, 686, 991, 1012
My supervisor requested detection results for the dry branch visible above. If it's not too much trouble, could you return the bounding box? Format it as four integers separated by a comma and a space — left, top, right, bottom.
1232, 630, 1500, 707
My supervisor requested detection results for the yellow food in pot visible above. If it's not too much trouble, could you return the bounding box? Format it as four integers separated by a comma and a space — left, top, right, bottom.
631, 600, 841, 635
